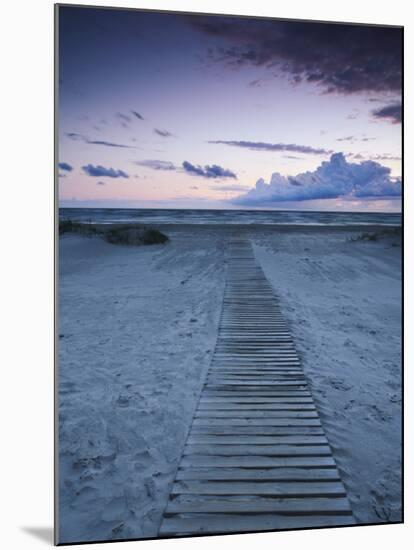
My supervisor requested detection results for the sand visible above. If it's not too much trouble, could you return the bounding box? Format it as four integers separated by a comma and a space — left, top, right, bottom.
58, 225, 401, 543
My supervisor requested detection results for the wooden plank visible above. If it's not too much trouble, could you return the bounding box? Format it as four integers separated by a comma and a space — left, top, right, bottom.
216, 346, 296, 350
180, 455, 335, 468
212, 369, 303, 374
198, 403, 316, 411
214, 353, 299, 357
195, 411, 318, 419
204, 384, 308, 390
190, 426, 325, 435
201, 391, 311, 397
208, 370, 304, 375
192, 418, 321, 427
206, 379, 307, 385
166, 496, 352, 515
187, 435, 328, 445
200, 397, 314, 403
210, 365, 302, 369
159, 513, 355, 535
171, 480, 346, 496
206, 376, 307, 382
176, 467, 340, 481
207, 369, 303, 373
205, 381, 308, 386
184, 444, 331, 456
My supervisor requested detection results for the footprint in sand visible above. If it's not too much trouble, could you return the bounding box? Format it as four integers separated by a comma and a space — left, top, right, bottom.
328, 378, 353, 391
389, 394, 401, 404
144, 478, 156, 499
116, 394, 131, 408
344, 399, 355, 410
368, 404, 392, 423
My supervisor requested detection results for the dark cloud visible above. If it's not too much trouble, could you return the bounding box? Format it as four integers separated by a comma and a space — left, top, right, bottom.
66, 132, 136, 149
336, 136, 375, 143
372, 102, 402, 124
234, 152, 401, 205
182, 161, 237, 179
87, 139, 136, 149
116, 112, 131, 127
131, 110, 144, 120
336, 136, 354, 142
135, 159, 176, 171
82, 164, 129, 178
209, 140, 331, 155
58, 162, 73, 171
66, 132, 84, 141
189, 17, 402, 95
154, 128, 174, 138
97, 181, 105, 185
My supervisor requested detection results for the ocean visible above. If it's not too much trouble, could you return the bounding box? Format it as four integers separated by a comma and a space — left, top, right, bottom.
59, 208, 402, 227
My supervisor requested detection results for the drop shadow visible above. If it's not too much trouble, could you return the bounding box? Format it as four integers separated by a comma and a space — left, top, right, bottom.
21, 526, 54, 545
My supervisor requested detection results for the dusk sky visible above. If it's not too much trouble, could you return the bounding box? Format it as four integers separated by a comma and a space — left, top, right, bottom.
58, 6, 402, 211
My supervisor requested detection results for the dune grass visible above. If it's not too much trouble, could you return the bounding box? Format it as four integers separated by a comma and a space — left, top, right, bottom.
104, 225, 169, 245
59, 219, 169, 246
348, 226, 401, 243
59, 219, 100, 236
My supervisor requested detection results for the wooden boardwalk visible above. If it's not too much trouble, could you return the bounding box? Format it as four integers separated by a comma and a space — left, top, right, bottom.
159, 239, 354, 536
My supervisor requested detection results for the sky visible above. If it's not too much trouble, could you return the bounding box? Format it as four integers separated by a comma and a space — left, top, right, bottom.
58, 6, 402, 212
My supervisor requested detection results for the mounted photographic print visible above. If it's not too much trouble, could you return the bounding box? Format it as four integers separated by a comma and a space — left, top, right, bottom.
55, 4, 403, 544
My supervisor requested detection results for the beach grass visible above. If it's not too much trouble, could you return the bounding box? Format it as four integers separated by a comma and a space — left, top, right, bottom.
347, 226, 401, 243
59, 219, 169, 246
104, 225, 169, 245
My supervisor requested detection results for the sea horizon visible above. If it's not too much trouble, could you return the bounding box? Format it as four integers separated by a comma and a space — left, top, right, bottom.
59, 206, 402, 227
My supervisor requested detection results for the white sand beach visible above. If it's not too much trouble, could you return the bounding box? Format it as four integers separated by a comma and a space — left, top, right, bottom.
58, 225, 401, 542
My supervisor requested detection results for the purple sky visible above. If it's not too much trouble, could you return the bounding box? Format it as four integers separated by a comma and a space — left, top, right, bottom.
58, 6, 402, 212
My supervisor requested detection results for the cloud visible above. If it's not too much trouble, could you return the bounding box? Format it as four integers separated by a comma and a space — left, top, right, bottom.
82, 164, 129, 178
87, 139, 136, 149
116, 112, 131, 127
209, 140, 331, 155
58, 162, 73, 171
66, 132, 136, 149
234, 152, 401, 205
182, 161, 237, 179
131, 110, 144, 120
370, 154, 401, 162
346, 110, 359, 120
135, 159, 176, 171
211, 184, 251, 192
372, 102, 402, 124
189, 17, 402, 95
154, 128, 173, 138
336, 136, 375, 143
97, 181, 105, 185
66, 132, 84, 141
